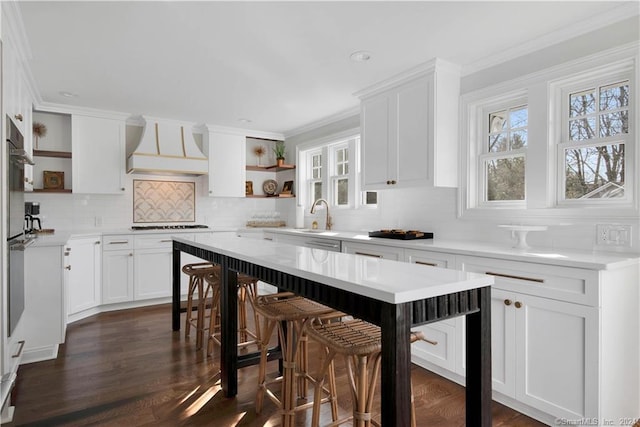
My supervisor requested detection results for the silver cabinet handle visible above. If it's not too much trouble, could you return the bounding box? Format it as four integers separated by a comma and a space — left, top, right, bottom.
306, 240, 340, 250
95, 241, 101, 245
355, 251, 382, 258
160, 239, 172, 243
415, 261, 437, 267
485, 271, 544, 284
108, 241, 129, 245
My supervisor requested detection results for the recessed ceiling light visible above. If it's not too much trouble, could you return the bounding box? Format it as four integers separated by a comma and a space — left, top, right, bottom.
238, 118, 252, 123
350, 51, 372, 62
59, 91, 78, 98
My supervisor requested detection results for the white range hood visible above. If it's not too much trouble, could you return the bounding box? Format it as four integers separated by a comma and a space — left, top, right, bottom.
127, 117, 208, 175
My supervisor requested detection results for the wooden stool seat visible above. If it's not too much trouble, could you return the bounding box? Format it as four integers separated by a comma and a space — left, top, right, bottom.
307, 319, 424, 427
183, 262, 218, 350
252, 293, 339, 427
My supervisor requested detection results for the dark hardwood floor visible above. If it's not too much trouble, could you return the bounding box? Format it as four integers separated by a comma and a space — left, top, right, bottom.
7, 304, 546, 426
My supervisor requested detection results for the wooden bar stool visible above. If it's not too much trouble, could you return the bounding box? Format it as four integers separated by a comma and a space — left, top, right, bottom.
251, 292, 339, 427
206, 272, 262, 356
307, 318, 425, 427
182, 262, 218, 350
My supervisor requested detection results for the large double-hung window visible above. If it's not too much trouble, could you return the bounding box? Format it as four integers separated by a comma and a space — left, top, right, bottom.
559, 78, 629, 203
461, 47, 636, 220
480, 101, 528, 204
299, 133, 376, 210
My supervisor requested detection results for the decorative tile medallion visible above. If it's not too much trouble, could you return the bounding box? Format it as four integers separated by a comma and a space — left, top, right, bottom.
133, 180, 195, 223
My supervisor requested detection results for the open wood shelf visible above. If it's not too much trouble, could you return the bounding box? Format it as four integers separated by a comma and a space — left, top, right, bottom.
33, 188, 72, 193
33, 150, 72, 159
246, 164, 295, 172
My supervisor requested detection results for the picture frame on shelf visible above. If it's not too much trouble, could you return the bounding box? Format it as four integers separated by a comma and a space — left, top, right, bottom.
43, 171, 64, 190
281, 180, 293, 194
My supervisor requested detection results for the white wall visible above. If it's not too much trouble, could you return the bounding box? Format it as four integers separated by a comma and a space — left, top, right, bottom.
286, 20, 640, 254
24, 172, 284, 232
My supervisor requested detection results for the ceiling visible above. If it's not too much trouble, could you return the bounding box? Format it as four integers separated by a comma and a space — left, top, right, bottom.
16, 1, 636, 136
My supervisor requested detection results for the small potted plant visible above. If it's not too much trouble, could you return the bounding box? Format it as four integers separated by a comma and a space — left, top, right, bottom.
253, 145, 265, 166
273, 141, 286, 167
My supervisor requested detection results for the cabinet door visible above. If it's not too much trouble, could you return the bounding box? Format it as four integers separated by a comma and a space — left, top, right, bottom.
102, 250, 134, 304
23, 246, 66, 355
72, 115, 125, 194
361, 95, 393, 189
396, 76, 430, 188
342, 241, 403, 260
66, 236, 102, 315
204, 131, 245, 197
515, 293, 598, 420
490, 288, 517, 397
134, 249, 172, 300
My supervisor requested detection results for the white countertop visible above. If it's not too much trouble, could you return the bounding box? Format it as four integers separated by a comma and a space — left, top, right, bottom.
173, 233, 493, 304
265, 228, 640, 271
28, 227, 234, 248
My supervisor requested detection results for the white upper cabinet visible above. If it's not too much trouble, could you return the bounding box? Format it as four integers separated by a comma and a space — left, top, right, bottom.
356, 58, 460, 190
201, 128, 246, 197
72, 114, 126, 194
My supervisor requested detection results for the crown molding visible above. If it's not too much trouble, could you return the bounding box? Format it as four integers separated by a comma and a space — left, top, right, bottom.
283, 105, 360, 139
462, 2, 640, 76
35, 102, 130, 120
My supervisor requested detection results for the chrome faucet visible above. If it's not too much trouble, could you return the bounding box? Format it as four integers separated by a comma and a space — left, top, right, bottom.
310, 198, 332, 230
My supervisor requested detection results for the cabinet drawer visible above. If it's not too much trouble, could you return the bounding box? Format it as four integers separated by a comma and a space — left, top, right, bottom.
411, 322, 456, 371
342, 241, 403, 261
102, 235, 133, 251
405, 248, 455, 269
134, 233, 194, 250
457, 255, 599, 306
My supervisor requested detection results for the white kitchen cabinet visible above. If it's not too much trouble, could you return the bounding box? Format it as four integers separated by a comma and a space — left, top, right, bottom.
405, 249, 459, 372
356, 58, 460, 190
455, 254, 634, 424
22, 245, 66, 363
342, 241, 403, 260
72, 114, 126, 194
102, 235, 134, 304
66, 236, 102, 320
201, 128, 246, 197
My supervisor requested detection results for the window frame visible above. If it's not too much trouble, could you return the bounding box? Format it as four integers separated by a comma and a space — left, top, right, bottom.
555, 72, 632, 207
477, 98, 528, 208
459, 45, 638, 222
297, 129, 375, 212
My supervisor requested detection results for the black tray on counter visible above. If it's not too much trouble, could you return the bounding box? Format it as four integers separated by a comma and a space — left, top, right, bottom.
368, 230, 434, 240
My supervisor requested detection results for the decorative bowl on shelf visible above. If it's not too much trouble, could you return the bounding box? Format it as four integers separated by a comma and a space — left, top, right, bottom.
498, 225, 548, 249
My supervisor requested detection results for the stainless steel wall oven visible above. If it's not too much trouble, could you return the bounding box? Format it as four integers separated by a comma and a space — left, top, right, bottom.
6, 117, 34, 336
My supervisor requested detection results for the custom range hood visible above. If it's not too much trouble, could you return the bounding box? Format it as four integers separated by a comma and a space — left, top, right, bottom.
127, 117, 208, 175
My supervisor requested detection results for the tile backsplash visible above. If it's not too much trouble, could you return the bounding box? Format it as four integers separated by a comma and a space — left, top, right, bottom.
133, 180, 195, 223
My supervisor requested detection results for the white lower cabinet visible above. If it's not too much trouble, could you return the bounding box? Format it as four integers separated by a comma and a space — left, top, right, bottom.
405, 249, 459, 372
134, 248, 172, 300
455, 254, 636, 425
66, 236, 102, 318
101, 233, 202, 305
22, 245, 66, 363
102, 235, 134, 304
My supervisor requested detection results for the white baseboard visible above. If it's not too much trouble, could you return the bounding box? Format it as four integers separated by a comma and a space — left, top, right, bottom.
21, 345, 60, 365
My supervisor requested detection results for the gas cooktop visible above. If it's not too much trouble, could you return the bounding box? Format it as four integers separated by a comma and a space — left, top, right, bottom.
131, 224, 209, 231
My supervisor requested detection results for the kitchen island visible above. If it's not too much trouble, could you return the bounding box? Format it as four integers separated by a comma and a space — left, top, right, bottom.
172, 234, 494, 427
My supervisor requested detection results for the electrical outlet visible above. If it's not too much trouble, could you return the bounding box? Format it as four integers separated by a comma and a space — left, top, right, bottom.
596, 224, 632, 247
95, 216, 103, 227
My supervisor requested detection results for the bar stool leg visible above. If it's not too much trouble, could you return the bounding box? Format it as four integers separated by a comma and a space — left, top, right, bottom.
184, 275, 197, 337
256, 317, 277, 414
311, 348, 338, 427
